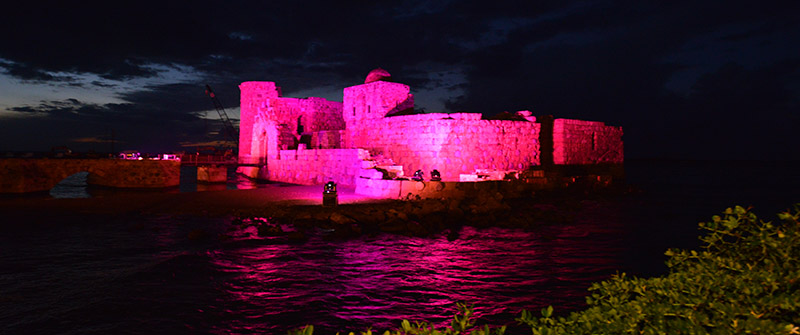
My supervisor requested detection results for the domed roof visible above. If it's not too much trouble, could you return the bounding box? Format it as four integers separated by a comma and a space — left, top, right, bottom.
364, 68, 391, 84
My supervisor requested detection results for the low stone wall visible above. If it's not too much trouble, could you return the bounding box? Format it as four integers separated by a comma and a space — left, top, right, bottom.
355, 177, 534, 200
553, 118, 623, 164
197, 166, 227, 183
0, 158, 181, 193
266, 148, 371, 186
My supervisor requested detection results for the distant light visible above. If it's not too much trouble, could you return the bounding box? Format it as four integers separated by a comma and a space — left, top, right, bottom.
412, 170, 424, 181
430, 169, 441, 181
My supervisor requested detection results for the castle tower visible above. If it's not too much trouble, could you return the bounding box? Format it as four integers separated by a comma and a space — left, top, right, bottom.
343, 69, 414, 148
238, 81, 281, 164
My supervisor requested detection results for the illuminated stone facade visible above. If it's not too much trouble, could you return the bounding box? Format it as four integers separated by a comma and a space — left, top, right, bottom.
237, 69, 623, 187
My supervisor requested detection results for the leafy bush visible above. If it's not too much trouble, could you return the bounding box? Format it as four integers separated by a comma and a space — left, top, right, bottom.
288, 303, 506, 335
517, 205, 800, 334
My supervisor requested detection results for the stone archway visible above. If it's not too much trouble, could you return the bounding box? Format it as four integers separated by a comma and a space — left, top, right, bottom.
49, 171, 91, 198
0, 159, 181, 194
251, 115, 280, 166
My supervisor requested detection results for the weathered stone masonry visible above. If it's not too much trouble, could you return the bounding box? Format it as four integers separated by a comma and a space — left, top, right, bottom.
237, 69, 623, 187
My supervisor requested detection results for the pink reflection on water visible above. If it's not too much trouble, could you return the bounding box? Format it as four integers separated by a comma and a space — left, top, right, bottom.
207, 203, 626, 333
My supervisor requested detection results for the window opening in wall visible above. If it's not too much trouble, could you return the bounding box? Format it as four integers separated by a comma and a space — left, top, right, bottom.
297, 116, 304, 135
592, 132, 597, 150
352, 107, 356, 116
367, 105, 371, 114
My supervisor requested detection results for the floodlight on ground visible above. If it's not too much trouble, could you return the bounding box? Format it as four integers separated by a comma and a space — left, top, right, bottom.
412, 170, 424, 181
323, 181, 338, 206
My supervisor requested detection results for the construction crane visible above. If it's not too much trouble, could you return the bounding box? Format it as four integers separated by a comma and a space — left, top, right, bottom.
204, 84, 239, 151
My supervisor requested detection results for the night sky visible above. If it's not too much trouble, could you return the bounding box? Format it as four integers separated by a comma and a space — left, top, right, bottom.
0, 1, 797, 160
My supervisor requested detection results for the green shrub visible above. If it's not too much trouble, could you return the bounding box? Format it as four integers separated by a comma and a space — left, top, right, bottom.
517, 205, 800, 334
288, 303, 506, 335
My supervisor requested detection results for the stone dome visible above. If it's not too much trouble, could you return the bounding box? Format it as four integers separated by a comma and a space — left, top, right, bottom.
364, 68, 391, 84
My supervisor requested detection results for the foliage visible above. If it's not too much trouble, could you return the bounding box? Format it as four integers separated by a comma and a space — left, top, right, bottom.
288, 303, 507, 335
517, 205, 800, 334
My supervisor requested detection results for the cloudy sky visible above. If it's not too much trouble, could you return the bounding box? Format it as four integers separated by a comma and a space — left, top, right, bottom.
0, 1, 797, 160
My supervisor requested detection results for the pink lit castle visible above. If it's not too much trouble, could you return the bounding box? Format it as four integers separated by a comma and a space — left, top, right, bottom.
237, 69, 623, 196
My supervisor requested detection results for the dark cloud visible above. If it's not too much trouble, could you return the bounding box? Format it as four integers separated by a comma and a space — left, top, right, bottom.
91, 81, 117, 88
1, 0, 798, 159
1, 62, 78, 83
3, 92, 226, 153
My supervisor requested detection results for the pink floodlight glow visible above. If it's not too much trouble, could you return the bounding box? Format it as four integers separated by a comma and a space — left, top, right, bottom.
236, 69, 623, 188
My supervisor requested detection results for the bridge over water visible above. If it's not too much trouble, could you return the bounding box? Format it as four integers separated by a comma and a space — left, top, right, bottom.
0, 158, 181, 194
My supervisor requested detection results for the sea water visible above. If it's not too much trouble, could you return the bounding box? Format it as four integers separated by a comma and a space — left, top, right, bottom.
3, 160, 798, 334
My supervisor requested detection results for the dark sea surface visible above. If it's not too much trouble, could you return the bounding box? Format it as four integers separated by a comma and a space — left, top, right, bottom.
1, 160, 798, 334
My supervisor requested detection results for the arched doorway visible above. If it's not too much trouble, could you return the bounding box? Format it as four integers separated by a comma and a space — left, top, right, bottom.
49, 171, 91, 198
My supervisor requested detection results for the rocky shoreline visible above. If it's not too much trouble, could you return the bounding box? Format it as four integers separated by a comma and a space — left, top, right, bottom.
222, 184, 634, 242
0, 179, 635, 243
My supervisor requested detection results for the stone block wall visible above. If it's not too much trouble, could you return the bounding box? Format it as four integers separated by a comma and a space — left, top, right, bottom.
343, 81, 414, 148
239, 81, 344, 164
239, 81, 282, 161
0, 159, 181, 193
271, 97, 345, 134
267, 149, 371, 186
310, 130, 346, 149
347, 113, 541, 181
552, 118, 624, 164
355, 178, 532, 200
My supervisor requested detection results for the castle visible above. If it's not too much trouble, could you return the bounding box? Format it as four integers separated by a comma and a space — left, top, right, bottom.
236, 69, 623, 193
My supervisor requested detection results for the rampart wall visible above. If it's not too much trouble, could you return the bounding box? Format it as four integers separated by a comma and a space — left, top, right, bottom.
552, 118, 624, 165
270, 97, 344, 136
238, 81, 344, 164
266, 149, 371, 186
348, 113, 541, 181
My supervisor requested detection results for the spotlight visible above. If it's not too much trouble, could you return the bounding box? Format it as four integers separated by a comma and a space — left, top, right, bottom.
324, 181, 337, 193
323, 181, 337, 206
430, 169, 441, 181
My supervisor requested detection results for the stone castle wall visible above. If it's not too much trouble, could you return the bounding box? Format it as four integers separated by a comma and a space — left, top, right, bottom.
239, 81, 281, 162
553, 118, 624, 165
266, 149, 371, 186
238, 81, 344, 165
343, 80, 414, 148
238, 72, 623, 187
349, 113, 541, 181
310, 130, 346, 149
